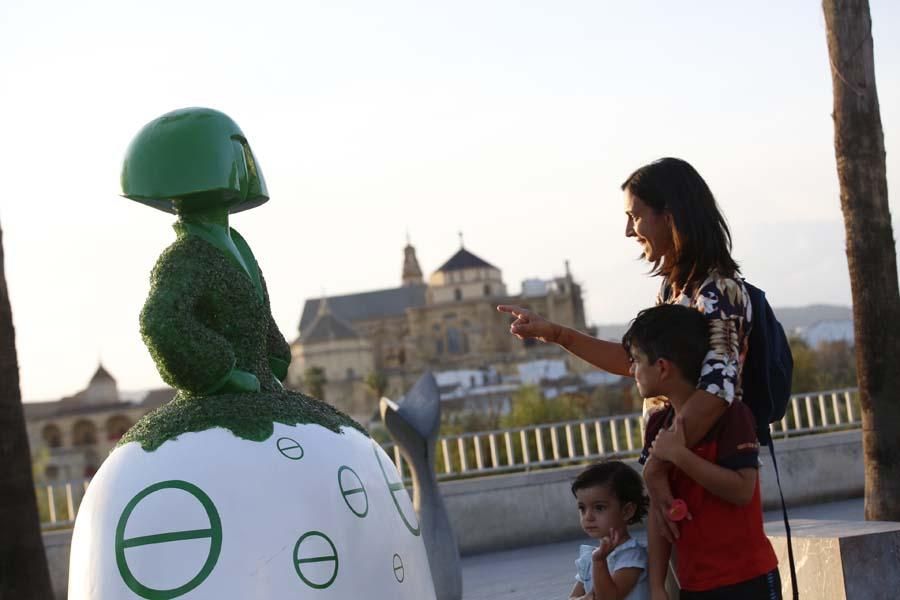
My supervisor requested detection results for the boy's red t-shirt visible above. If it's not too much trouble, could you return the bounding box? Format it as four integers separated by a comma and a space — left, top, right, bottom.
643, 403, 778, 592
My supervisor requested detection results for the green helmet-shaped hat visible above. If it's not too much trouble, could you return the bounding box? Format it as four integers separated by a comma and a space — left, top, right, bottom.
121, 107, 268, 214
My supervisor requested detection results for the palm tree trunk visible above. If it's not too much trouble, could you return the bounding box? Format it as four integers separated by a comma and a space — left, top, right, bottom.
823, 0, 900, 521
0, 222, 54, 598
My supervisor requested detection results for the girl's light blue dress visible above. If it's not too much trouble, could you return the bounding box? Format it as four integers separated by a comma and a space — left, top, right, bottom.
575, 537, 649, 600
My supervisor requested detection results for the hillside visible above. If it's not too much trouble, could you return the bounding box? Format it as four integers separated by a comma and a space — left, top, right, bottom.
593, 304, 852, 341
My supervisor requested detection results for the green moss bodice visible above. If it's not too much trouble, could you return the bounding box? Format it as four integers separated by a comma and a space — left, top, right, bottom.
127, 223, 365, 450
140, 224, 290, 396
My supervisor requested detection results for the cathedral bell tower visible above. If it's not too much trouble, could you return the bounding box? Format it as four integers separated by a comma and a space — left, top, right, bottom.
402, 236, 424, 287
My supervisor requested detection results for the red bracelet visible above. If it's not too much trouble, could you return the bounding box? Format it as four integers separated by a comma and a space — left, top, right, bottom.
667, 499, 688, 521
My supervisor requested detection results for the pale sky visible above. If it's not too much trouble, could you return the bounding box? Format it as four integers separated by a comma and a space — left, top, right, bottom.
2, 1, 898, 402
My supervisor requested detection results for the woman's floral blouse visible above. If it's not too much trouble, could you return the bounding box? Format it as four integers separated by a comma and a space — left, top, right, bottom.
642, 272, 752, 418
661, 272, 752, 403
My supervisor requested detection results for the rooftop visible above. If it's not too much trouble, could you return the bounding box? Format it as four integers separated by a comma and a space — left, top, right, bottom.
437, 248, 497, 273
298, 285, 427, 334
89, 363, 115, 383
302, 311, 361, 343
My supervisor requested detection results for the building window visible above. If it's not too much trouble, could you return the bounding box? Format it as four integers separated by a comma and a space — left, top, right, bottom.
106, 415, 132, 442
454, 288, 462, 301
72, 420, 97, 446
483, 284, 491, 296
436, 340, 444, 355
346, 368, 355, 380
447, 327, 464, 354
42, 424, 63, 448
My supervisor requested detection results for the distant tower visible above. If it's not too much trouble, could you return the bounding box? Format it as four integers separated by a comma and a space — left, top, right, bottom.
84, 363, 119, 404
402, 235, 424, 287
317, 295, 330, 316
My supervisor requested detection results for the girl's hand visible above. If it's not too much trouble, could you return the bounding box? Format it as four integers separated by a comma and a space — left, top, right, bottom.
591, 528, 623, 562
651, 415, 687, 463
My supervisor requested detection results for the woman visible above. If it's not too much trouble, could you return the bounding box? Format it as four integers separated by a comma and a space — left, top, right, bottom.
498, 157, 751, 545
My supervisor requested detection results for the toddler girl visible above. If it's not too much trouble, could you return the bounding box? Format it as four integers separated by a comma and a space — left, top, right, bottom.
570, 461, 650, 600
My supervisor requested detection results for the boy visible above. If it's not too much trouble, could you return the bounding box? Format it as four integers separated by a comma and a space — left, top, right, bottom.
623, 304, 780, 600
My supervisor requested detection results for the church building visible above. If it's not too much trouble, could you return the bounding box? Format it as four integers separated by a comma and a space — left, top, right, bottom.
24, 365, 175, 482
287, 241, 588, 424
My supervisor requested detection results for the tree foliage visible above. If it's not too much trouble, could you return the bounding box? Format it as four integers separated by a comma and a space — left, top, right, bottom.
500, 386, 583, 428
441, 409, 501, 436
364, 371, 389, 399
303, 366, 327, 401
789, 337, 857, 394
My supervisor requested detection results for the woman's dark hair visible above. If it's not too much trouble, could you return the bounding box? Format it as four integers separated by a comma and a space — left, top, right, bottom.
621, 157, 739, 292
621, 304, 710, 384
571, 461, 649, 525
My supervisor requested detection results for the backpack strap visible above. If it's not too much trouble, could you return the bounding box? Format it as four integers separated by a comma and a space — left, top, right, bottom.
768, 438, 799, 599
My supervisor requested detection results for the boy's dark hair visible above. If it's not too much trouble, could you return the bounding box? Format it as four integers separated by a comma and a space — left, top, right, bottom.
621, 304, 710, 384
621, 157, 740, 293
571, 461, 649, 525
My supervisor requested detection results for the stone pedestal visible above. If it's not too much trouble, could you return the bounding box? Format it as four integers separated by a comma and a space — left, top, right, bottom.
766, 519, 900, 600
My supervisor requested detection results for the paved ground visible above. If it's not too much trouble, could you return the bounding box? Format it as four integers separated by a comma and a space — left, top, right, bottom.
461, 498, 864, 600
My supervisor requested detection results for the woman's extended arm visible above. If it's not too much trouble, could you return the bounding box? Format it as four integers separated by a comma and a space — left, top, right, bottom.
497, 305, 631, 376
557, 327, 633, 377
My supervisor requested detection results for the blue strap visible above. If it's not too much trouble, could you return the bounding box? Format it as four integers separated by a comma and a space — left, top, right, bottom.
768, 438, 799, 599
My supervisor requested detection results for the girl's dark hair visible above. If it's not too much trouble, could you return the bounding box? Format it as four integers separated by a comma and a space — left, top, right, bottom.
621, 304, 710, 384
571, 461, 649, 525
621, 157, 740, 292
